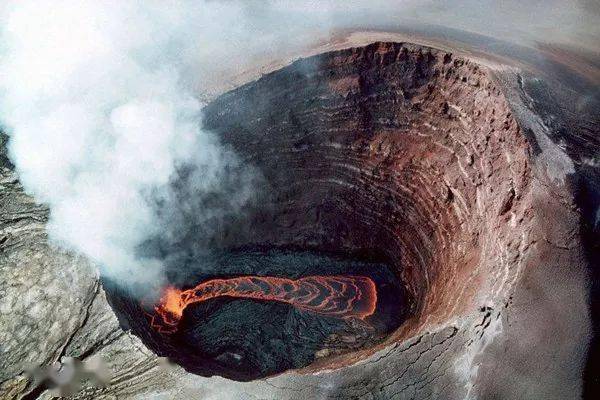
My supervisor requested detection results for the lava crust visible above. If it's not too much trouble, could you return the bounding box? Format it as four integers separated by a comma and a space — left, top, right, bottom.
105, 42, 532, 381
107, 248, 404, 380
151, 275, 377, 334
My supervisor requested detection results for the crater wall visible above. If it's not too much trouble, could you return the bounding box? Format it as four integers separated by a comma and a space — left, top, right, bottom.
202, 41, 533, 362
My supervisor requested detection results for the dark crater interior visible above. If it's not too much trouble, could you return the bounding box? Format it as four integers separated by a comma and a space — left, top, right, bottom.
105, 248, 405, 381
104, 42, 531, 382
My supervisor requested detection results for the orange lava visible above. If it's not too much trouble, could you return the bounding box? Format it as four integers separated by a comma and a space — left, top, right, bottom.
150, 275, 377, 334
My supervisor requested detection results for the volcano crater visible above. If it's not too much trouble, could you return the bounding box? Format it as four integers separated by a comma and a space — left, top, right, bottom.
104, 42, 532, 382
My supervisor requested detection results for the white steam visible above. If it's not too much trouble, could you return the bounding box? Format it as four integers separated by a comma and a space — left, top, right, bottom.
0, 1, 260, 286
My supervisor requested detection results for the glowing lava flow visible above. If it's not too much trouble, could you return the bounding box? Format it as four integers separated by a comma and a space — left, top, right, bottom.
150, 275, 377, 334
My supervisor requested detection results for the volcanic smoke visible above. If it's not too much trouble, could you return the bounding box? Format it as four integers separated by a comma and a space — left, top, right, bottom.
150, 275, 377, 334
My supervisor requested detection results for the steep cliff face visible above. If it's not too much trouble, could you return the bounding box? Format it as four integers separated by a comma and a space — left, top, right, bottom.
0, 42, 594, 399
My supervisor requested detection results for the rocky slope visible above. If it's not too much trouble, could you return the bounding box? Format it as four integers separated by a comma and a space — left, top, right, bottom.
0, 41, 596, 399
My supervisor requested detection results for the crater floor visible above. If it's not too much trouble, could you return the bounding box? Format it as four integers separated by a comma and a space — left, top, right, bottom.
106, 248, 407, 380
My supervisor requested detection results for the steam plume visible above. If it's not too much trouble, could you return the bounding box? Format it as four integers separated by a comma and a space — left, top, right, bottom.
0, 0, 596, 291
0, 1, 261, 287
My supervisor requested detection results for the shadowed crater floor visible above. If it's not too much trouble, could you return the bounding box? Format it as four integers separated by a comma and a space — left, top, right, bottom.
105, 248, 406, 381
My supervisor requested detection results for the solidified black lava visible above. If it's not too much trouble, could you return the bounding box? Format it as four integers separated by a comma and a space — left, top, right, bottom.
105, 248, 406, 381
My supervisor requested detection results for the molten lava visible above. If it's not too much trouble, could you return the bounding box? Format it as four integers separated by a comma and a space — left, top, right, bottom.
150, 275, 377, 334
